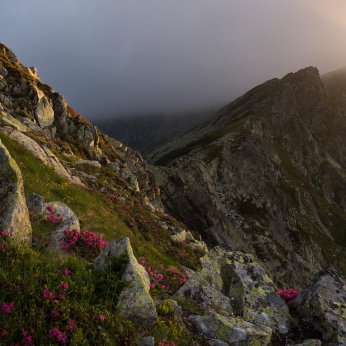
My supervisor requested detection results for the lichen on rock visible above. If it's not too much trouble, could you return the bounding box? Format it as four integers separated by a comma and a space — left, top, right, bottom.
188, 311, 272, 346
0, 138, 32, 244
94, 237, 157, 329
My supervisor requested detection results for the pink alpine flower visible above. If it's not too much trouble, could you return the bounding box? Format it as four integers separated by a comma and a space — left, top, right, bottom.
0, 302, 14, 313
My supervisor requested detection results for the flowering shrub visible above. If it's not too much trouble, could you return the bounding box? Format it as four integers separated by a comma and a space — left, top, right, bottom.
45, 205, 63, 223
139, 257, 190, 295
60, 229, 109, 260
0, 233, 136, 345
278, 288, 298, 305
1, 230, 8, 252
49, 328, 67, 343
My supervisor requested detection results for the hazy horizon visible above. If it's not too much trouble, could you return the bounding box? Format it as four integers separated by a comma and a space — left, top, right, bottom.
2, 0, 346, 121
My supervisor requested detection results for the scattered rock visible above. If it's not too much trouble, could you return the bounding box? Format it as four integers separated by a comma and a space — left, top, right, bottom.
43, 201, 80, 250
0, 138, 32, 243
77, 124, 99, 148
26, 193, 44, 215
30, 86, 54, 128
188, 312, 272, 346
0, 63, 8, 77
175, 282, 233, 316
222, 251, 290, 333
295, 265, 346, 345
0, 114, 29, 132
94, 238, 157, 329
75, 160, 101, 167
139, 336, 154, 346
207, 340, 229, 346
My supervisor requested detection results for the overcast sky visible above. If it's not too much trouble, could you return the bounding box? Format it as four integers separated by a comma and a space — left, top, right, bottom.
2, 0, 346, 120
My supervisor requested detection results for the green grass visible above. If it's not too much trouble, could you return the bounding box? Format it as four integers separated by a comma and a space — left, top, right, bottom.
0, 132, 203, 271
0, 233, 137, 345
0, 129, 207, 345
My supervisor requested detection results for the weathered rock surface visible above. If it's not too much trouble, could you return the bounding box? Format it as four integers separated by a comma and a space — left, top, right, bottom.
43, 201, 80, 250
188, 312, 272, 346
30, 86, 54, 128
139, 336, 154, 346
295, 265, 346, 345
0, 127, 83, 185
175, 282, 233, 316
184, 247, 290, 332
0, 138, 32, 243
170, 227, 208, 254
148, 67, 346, 289
108, 137, 163, 210
75, 159, 101, 167
206, 340, 229, 346
0, 114, 29, 132
26, 193, 44, 215
94, 238, 157, 329
77, 124, 99, 148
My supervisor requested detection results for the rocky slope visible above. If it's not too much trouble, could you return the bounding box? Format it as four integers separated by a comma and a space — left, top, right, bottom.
95, 110, 215, 155
1, 42, 346, 345
0, 43, 162, 210
148, 66, 346, 289
321, 65, 346, 108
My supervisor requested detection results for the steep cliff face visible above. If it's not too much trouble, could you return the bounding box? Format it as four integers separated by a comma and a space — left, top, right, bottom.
148, 67, 346, 288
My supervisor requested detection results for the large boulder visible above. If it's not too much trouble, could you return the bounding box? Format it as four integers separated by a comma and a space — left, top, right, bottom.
43, 201, 80, 250
189, 247, 290, 333
188, 312, 272, 346
119, 167, 140, 191
94, 238, 157, 329
77, 124, 99, 148
75, 160, 101, 168
222, 252, 290, 333
26, 193, 44, 215
0, 139, 32, 243
53, 94, 68, 133
295, 265, 346, 345
175, 283, 233, 316
0, 115, 29, 132
30, 86, 54, 129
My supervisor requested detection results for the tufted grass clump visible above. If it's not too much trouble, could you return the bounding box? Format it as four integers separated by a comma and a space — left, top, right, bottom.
157, 300, 175, 316
0, 232, 137, 346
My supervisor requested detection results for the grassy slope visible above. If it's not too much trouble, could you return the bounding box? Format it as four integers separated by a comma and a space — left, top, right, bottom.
0, 131, 206, 346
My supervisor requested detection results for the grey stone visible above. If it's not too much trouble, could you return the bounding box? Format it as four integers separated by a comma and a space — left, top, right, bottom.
140, 336, 154, 346
0, 127, 84, 186
75, 160, 101, 167
26, 193, 44, 215
31, 86, 54, 128
0, 139, 32, 244
43, 201, 80, 250
207, 340, 229, 346
94, 238, 157, 329
0, 64, 8, 77
295, 265, 346, 345
175, 282, 233, 316
188, 312, 272, 346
